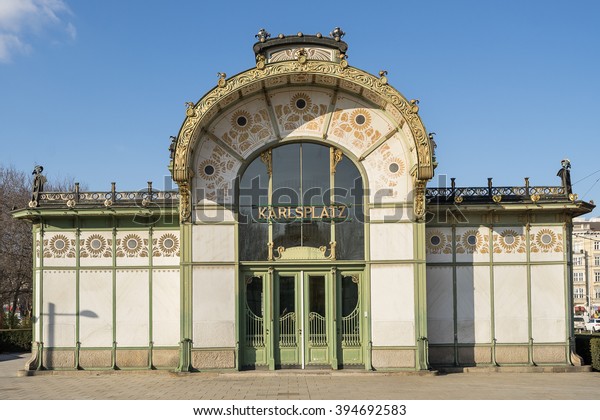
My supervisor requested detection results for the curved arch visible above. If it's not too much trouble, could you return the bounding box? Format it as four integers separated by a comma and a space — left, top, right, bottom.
172, 60, 435, 185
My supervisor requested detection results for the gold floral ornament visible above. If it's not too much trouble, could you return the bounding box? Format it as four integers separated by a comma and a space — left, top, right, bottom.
82, 234, 111, 258
331, 108, 381, 149
154, 233, 180, 257
494, 229, 525, 253
457, 230, 488, 254
48, 234, 74, 258
273, 93, 327, 133
220, 108, 272, 155
117, 233, 148, 258
426, 230, 451, 254
531, 228, 562, 253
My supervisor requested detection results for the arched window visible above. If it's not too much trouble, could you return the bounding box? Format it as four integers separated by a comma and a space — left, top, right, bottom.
239, 143, 364, 261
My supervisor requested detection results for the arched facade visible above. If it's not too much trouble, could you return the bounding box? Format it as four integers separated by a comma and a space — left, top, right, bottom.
172, 36, 435, 370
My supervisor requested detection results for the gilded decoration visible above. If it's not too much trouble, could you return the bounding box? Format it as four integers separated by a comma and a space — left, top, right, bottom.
80, 234, 112, 258
172, 61, 434, 185
196, 143, 239, 202
43, 234, 76, 258
116, 234, 148, 258
219, 106, 274, 156
493, 229, 526, 254
456, 229, 489, 254
425, 230, 452, 254
330, 107, 382, 152
273, 92, 328, 133
414, 179, 427, 220
179, 182, 191, 222
367, 140, 407, 198
530, 228, 563, 253
269, 47, 334, 63
153, 232, 180, 257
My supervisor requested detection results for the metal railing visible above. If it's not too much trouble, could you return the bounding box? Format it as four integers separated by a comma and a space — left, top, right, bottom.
33, 182, 179, 208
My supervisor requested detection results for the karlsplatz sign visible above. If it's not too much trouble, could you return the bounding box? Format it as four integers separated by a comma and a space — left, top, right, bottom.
257, 205, 349, 222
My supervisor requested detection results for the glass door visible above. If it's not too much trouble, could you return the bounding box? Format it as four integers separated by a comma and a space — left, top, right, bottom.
337, 273, 363, 367
274, 272, 301, 368
241, 272, 269, 368
304, 272, 331, 367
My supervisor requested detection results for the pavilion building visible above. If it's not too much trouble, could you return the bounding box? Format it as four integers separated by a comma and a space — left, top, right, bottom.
13, 29, 593, 371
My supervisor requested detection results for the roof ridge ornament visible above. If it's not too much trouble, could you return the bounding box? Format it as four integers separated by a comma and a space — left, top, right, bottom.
330, 27, 345, 41
255, 28, 271, 43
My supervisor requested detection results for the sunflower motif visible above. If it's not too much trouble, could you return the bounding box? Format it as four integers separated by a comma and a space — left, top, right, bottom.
49, 234, 71, 257
535, 228, 557, 252
84, 234, 108, 257
426, 230, 446, 253
290, 93, 312, 114
387, 158, 406, 178
462, 230, 483, 253
498, 229, 521, 252
349, 109, 372, 132
122, 233, 143, 257
157, 233, 179, 256
199, 159, 220, 181
230, 110, 252, 132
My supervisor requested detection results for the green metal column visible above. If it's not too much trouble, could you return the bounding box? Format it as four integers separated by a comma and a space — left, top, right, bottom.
177, 222, 193, 372
414, 221, 429, 370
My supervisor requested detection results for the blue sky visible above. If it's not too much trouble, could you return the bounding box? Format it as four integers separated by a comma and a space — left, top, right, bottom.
1, 0, 599, 216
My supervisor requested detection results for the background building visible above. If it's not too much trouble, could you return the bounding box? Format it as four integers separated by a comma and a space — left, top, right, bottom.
572, 217, 600, 317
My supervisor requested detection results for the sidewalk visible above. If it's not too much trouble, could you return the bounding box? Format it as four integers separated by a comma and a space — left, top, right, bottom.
1, 353, 598, 400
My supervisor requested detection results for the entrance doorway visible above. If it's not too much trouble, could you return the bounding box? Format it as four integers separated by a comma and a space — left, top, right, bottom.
240, 268, 364, 369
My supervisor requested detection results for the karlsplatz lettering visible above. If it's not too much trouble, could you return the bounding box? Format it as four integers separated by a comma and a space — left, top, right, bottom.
257, 205, 349, 221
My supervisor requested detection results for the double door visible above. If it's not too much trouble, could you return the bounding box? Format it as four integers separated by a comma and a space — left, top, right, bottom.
241, 269, 363, 369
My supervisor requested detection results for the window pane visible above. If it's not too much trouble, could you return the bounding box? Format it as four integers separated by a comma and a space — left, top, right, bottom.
239, 158, 269, 260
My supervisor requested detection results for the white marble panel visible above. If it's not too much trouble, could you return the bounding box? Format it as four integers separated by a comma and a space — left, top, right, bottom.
116, 269, 149, 347
370, 264, 415, 346
192, 266, 236, 347
152, 269, 180, 346
152, 230, 181, 266
192, 224, 234, 263
42, 270, 76, 347
115, 230, 150, 267
531, 265, 566, 342
529, 225, 565, 262
456, 266, 492, 343
493, 265, 528, 343
425, 227, 453, 263
268, 88, 332, 139
193, 207, 235, 223
370, 223, 413, 261
426, 267, 454, 344
455, 226, 491, 263
34, 271, 40, 342
41, 231, 77, 267
368, 206, 413, 222
79, 270, 113, 347
492, 226, 527, 263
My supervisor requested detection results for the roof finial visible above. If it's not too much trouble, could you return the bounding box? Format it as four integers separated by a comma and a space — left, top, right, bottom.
330, 27, 345, 41
255, 28, 271, 43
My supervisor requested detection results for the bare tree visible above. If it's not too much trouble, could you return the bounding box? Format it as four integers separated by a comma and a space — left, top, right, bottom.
0, 166, 31, 328
0, 165, 78, 328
